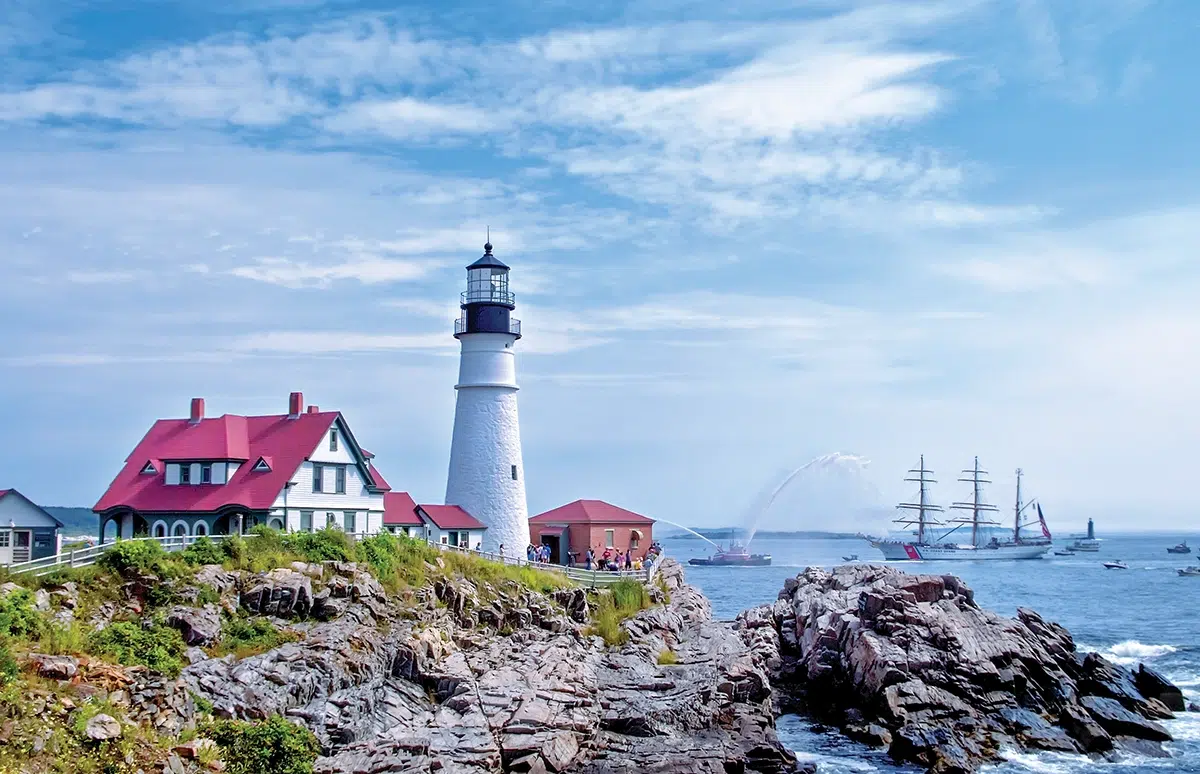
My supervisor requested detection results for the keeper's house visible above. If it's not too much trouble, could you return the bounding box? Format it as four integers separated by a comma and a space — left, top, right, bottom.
93, 392, 394, 542
0, 489, 63, 566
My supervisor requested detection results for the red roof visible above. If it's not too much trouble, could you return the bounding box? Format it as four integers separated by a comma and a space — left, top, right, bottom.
383, 492, 421, 526
417, 504, 486, 530
529, 499, 654, 525
0, 489, 10, 502
94, 410, 389, 514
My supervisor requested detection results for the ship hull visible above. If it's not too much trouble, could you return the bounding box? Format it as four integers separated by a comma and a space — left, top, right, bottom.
688, 556, 771, 567
915, 543, 1051, 561
871, 541, 919, 561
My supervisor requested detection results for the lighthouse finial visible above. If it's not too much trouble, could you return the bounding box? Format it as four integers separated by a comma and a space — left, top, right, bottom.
484, 227, 492, 255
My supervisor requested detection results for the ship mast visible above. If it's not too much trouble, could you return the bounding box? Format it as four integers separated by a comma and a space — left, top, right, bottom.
950, 457, 1000, 547
895, 455, 944, 544
1014, 468, 1022, 543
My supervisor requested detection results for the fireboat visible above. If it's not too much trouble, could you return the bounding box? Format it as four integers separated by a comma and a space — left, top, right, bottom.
688, 541, 772, 567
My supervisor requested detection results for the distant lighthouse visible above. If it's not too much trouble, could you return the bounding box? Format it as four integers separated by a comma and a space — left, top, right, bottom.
444, 240, 528, 556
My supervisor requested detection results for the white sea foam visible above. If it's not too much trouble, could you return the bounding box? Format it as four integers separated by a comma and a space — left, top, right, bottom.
989, 749, 1085, 773
1078, 640, 1178, 666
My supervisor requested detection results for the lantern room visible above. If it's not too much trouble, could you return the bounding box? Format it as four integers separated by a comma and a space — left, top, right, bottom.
455, 242, 522, 339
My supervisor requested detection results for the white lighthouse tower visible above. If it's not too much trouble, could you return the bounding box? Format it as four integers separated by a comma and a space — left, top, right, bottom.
444, 240, 528, 556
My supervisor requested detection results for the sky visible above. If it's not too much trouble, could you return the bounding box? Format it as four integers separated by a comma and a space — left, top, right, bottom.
1, 0, 1198, 533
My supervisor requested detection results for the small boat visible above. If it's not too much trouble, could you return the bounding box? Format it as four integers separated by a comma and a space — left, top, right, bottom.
1167, 542, 1191, 554
1053, 549, 1075, 556
1178, 566, 1200, 577
1103, 560, 1128, 570
688, 542, 771, 567
842, 554, 859, 562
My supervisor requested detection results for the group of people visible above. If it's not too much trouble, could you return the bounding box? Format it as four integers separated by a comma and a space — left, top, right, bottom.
519, 540, 664, 572
526, 543, 554, 563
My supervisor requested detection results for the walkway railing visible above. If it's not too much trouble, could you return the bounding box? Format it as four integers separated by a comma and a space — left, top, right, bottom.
6, 531, 666, 587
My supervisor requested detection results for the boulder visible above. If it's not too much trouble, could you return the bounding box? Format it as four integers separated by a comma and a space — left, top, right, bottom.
165, 605, 222, 646
1135, 664, 1186, 712
1079, 696, 1171, 742
27, 653, 79, 680
84, 714, 123, 741
241, 569, 312, 618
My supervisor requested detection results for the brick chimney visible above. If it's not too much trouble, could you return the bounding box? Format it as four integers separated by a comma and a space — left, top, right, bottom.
189, 398, 205, 424
288, 392, 303, 418
307, 405, 320, 414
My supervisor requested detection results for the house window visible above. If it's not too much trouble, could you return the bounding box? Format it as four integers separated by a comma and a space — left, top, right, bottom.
312, 464, 324, 493
200, 463, 213, 484
343, 512, 356, 533
335, 466, 346, 494
511, 465, 518, 481
441, 535, 448, 545
253, 458, 270, 472
0, 532, 10, 548
326, 512, 337, 529
631, 533, 640, 549
605, 529, 615, 548
330, 430, 338, 452
300, 511, 313, 532
180, 465, 191, 484
141, 462, 156, 474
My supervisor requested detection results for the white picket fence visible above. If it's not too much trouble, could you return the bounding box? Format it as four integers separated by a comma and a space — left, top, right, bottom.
4, 531, 665, 587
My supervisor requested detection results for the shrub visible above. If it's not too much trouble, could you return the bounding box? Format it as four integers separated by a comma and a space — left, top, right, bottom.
87, 620, 186, 676
0, 638, 18, 685
281, 528, 356, 563
210, 618, 299, 659
182, 536, 225, 566
202, 715, 319, 774
97, 540, 169, 576
657, 649, 679, 666
0, 588, 44, 640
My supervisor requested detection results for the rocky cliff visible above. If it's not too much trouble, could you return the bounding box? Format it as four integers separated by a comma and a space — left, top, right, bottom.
737, 564, 1185, 774
181, 559, 800, 774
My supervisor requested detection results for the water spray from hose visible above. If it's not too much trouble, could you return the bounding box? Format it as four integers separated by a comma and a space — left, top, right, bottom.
654, 517, 724, 551
741, 453, 873, 550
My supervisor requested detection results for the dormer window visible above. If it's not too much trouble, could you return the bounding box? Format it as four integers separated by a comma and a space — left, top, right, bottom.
253, 458, 271, 472
330, 429, 338, 452
200, 463, 213, 484
141, 461, 157, 475
180, 465, 191, 485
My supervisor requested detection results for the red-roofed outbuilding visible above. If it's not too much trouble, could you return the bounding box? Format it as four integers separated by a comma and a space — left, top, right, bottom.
528, 500, 654, 565
93, 392, 394, 542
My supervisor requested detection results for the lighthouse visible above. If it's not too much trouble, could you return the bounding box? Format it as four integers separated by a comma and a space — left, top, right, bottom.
444, 240, 528, 556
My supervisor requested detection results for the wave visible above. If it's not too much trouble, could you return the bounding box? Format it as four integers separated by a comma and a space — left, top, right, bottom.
1077, 640, 1178, 666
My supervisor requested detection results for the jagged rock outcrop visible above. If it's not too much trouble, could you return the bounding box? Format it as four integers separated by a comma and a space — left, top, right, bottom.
741, 565, 1184, 773
183, 560, 800, 773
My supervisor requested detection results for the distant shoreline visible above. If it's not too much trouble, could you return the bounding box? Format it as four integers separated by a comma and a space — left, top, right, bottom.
660, 529, 863, 540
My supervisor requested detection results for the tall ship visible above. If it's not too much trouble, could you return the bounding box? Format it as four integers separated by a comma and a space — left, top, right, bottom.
870, 458, 1053, 561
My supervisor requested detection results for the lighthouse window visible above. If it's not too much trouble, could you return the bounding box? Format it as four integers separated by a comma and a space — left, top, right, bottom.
511, 465, 518, 481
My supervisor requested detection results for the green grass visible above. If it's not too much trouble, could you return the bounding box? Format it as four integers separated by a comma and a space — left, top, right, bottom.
587, 579, 652, 647
656, 649, 679, 665
208, 618, 300, 659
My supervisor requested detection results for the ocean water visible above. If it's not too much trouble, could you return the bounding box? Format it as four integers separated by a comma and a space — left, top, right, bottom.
670, 533, 1200, 773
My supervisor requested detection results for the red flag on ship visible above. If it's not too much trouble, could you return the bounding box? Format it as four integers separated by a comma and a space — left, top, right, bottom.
1037, 503, 1052, 540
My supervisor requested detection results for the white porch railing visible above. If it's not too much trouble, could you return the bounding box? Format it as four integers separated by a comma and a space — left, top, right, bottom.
5, 531, 666, 587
